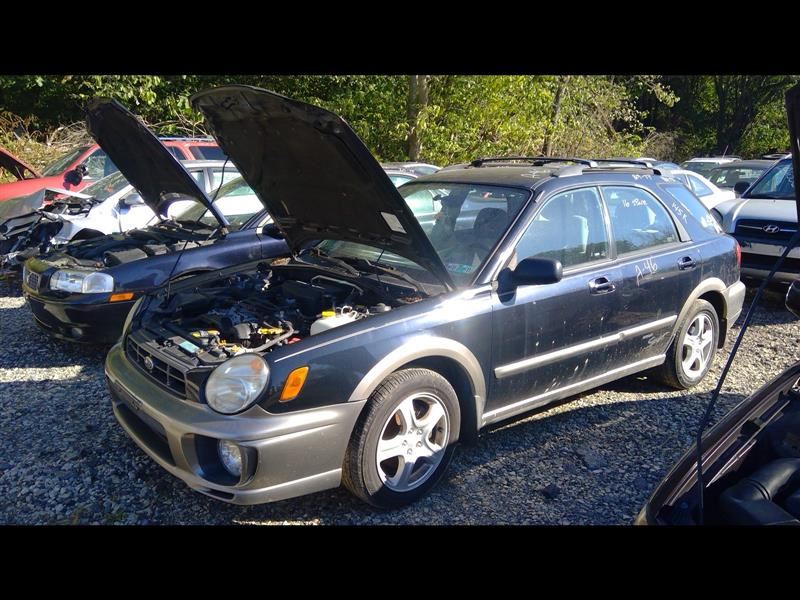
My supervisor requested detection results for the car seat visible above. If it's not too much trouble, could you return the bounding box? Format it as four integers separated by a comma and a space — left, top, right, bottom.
471, 207, 507, 260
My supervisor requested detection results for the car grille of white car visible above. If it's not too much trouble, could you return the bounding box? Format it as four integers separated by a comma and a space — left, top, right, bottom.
735, 219, 797, 243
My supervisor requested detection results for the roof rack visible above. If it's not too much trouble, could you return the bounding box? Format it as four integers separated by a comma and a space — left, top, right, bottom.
591, 158, 654, 167
469, 156, 597, 168
553, 164, 663, 177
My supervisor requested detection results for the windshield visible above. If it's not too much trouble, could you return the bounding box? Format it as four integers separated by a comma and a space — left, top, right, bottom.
41, 145, 91, 177
175, 177, 265, 230
80, 171, 130, 202
681, 162, 720, 177
708, 165, 767, 188
316, 182, 530, 286
746, 159, 795, 199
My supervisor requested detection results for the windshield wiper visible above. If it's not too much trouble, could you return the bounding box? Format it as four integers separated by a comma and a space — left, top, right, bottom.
339, 256, 428, 294
300, 247, 361, 276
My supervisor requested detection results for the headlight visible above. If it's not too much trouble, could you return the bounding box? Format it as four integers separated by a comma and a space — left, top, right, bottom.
711, 209, 723, 226
50, 270, 114, 294
122, 297, 144, 337
205, 354, 270, 414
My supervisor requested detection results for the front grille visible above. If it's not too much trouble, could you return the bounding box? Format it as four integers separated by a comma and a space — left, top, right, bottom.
24, 268, 40, 290
126, 336, 186, 397
735, 219, 797, 243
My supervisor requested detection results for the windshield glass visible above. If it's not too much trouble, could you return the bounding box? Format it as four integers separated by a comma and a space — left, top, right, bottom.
682, 162, 719, 177
708, 165, 767, 188
81, 171, 130, 202
175, 177, 265, 230
316, 182, 530, 286
41, 145, 91, 176
746, 159, 795, 199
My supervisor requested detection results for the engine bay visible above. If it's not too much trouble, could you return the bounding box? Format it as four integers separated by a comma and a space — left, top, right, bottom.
140, 263, 421, 365
658, 375, 800, 525
61, 226, 216, 268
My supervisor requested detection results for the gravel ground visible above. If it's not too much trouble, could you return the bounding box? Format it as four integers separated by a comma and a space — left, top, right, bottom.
1, 284, 799, 525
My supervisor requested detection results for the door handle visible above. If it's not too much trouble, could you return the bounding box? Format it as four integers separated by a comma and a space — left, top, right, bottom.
678, 256, 696, 270
589, 276, 616, 294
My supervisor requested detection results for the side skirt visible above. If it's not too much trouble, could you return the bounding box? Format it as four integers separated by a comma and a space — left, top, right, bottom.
481, 355, 665, 426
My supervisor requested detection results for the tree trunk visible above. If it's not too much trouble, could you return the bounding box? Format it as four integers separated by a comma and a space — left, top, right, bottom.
542, 76, 570, 156
406, 75, 429, 160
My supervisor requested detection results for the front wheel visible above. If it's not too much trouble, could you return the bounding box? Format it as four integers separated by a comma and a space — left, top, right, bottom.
342, 368, 461, 508
656, 299, 719, 389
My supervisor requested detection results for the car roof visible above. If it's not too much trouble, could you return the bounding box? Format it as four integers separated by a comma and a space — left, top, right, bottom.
176, 159, 232, 168
412, 162, 678, 191
683, 157, 739, 163
714, 159, 777, 168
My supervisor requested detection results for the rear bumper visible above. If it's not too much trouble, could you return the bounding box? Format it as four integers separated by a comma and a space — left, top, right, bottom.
105, 343, 366, 505
722, 280, 746, 328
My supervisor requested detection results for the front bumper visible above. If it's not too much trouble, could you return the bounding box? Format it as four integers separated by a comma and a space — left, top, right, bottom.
24, 291, 134, 344
105, 342, 366, 505
735, 237, 800, 284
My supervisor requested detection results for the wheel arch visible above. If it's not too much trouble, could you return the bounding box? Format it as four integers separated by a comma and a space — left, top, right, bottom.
673, 277, 728, 348
346, 337, 487, 443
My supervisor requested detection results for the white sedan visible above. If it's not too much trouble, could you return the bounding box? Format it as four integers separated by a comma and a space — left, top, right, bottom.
663, 169, 737, 210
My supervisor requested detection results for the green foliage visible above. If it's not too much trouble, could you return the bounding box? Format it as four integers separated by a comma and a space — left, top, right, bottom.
4, 74, 798, 165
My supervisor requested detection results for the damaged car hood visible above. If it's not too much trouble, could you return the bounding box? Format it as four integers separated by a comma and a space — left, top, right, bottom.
0, 146, 41, 181
85, 98, 229, 228
191, 85, 454, 290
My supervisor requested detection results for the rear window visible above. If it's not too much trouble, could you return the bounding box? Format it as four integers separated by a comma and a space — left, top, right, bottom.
190, 146, 227, 161
660, 184, 721, 233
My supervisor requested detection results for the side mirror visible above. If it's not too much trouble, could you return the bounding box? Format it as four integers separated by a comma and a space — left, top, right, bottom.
262, 222, 282, 238
498, 257, 563, 292
734, 181, 750, 196
786, 279, 800, 318
121, 193, 145, 207
63, 164, 88, 186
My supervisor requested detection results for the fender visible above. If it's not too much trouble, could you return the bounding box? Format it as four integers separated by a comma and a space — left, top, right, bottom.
671, 277, 728, 342
347, 335, 487, 432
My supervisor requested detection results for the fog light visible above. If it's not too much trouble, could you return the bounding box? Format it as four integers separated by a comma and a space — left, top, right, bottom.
70, 327, 83, 338
217, 440, 243, 477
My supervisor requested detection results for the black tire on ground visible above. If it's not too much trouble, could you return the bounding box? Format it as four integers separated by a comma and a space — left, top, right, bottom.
655, 299, 720, 390
342, 368, 461, 509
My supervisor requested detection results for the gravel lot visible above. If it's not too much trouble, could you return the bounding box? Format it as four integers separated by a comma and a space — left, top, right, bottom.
1, 283, 798, 525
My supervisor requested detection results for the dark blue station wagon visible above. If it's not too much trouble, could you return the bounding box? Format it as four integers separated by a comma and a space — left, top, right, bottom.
106, 86, 746, 508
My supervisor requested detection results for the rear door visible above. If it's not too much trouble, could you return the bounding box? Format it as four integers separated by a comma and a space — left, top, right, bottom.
488, 186, 620, 414
600, 185, 701, 364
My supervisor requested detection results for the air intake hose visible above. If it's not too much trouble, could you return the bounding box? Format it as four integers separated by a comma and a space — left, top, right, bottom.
719, 458, 800, 525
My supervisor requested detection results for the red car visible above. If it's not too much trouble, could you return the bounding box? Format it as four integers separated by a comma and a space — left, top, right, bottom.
0, 138, 223, 202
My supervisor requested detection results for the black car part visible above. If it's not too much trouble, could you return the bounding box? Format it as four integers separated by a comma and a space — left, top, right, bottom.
693, 82, 800, 524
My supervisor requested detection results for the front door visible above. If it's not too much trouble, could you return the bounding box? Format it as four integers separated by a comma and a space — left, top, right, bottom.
488, 186, 619, 416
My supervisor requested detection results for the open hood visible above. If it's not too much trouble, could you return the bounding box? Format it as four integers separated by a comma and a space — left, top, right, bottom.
85, 99, 229, 228
0, 146, 41, 180
190, 85, 454, 289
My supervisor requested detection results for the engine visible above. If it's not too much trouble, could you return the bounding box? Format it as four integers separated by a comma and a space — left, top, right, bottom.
147, 264, 401, 362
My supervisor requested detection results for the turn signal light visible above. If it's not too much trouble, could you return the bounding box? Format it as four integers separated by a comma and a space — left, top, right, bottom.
280, 366, 309, 402
109, 292, 135, 302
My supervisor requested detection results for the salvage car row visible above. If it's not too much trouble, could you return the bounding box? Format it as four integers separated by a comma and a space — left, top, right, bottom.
1, 85, 797, 522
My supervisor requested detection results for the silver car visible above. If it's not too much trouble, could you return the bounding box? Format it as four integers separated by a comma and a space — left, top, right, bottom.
713, 156, 797, 283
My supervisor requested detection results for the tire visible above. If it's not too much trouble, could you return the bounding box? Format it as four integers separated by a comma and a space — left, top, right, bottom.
655, 299, 719, 389
342, 368, 461, 508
